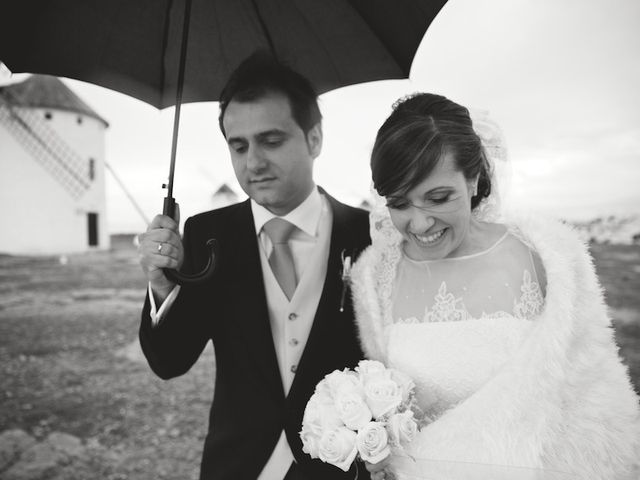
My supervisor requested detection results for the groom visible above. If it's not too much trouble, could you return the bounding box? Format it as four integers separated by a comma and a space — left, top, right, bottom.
137, 52, 371, 479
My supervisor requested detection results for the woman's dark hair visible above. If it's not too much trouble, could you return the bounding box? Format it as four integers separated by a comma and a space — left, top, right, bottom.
371, 93, 491, 210
218, 51, 322, 137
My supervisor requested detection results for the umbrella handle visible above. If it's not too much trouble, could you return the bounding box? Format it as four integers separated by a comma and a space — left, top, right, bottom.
158, 0, 216, 285
163, 239, 218, 285
162, 195, 218, 285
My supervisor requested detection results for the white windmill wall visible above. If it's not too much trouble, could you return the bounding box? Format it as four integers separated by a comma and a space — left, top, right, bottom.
0, 107, 109, 254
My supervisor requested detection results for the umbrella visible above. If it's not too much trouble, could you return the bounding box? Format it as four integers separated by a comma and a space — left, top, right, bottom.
1, 0, 447, 108
0, 0, 448, 282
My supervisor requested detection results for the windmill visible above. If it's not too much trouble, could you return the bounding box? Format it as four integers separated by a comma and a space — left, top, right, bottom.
0, 75, 109, 254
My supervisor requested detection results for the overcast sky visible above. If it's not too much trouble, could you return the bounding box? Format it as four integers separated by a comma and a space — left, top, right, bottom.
6, 0, 638, 233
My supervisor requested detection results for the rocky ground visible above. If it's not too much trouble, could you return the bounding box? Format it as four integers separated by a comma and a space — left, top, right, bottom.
0, 238, 213, 479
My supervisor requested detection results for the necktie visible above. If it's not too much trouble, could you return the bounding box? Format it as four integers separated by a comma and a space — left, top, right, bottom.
262, 218, 298, 300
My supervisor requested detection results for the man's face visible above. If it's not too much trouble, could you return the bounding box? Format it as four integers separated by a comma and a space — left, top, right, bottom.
223, 92, 321, 216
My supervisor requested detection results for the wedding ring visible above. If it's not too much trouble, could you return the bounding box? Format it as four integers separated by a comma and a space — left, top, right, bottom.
157, 243, 163, 253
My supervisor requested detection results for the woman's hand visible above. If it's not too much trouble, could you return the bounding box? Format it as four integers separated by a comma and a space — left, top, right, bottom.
363, 456, 392, 480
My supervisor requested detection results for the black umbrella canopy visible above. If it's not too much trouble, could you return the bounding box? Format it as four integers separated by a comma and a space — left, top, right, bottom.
1, 0, 447, 284
1, 0, 447, 108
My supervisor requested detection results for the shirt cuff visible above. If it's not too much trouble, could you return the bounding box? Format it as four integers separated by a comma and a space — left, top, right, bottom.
148, 284, 181, 326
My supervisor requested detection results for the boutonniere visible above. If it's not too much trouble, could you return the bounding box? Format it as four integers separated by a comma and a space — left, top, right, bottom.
339, 249, 353, 312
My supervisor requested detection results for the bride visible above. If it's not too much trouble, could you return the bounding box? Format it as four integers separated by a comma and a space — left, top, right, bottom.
351, 93, 639, 479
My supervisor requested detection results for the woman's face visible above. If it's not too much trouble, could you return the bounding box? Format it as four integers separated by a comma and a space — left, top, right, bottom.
387, 151, 476, 261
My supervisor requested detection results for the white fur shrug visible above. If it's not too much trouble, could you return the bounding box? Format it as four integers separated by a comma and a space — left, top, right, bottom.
351, 213, 640, 479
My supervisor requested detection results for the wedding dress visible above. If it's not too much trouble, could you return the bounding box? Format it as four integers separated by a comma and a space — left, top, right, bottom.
388, 228, 542, 425
351, 213, 640, 480
384, 228, 560, 479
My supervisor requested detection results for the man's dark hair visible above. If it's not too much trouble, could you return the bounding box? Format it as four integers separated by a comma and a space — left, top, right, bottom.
218, 51, 322, 136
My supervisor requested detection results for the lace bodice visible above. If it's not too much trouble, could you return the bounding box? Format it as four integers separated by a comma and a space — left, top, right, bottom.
392, 231, 544, 324
385, 230, 544, 421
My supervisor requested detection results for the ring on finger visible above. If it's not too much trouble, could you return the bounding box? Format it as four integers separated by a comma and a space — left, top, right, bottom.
157, 243, 163, 254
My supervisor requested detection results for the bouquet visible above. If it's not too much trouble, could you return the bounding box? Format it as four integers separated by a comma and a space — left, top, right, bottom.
299, 360, 423, 472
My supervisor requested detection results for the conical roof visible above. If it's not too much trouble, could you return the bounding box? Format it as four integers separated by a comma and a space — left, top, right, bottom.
0, 74, 108, 127
214, 183, 237, 196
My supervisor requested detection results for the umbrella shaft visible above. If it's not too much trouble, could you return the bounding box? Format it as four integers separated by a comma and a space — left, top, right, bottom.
167, 100, 182, 199
163, 195, 177, 219
166, 0, 193, 201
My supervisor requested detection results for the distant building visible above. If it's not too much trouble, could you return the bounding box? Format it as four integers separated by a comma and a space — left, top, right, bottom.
0, 75, 109, 254
210, 182, 240, 209
570, 215, 640, 245
359, 198, 374, 211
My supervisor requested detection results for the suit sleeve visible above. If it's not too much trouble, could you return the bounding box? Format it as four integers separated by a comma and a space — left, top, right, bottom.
138, 216, 215, 380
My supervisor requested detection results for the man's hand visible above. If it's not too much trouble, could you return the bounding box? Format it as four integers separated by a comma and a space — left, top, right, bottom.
138, 207, 184, 303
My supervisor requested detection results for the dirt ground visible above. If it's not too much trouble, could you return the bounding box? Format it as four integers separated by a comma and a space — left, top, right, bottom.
0, 235, 638, 479
0, 236, 212, 479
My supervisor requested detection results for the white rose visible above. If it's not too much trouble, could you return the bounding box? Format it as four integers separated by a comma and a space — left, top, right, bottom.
300, 424, 322, 458
324, 369, 362, 396
355, 421, 391, 463
386, 410, 418, 447
356, 360, 389, 384
364, 378, 403, 419
334, 390, 372, 430
303, 394, 342, 431
314, 378, 332, 396
318, 427, 358, 472
313, 384, 335, 407
389, 368, 415, 403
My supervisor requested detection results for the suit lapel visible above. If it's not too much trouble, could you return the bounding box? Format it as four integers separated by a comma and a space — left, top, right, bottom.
230, 201, 285, 402
288, 194, 356, 396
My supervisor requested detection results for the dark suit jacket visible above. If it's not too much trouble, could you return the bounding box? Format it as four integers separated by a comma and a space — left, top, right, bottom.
139, 190, 371, 480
